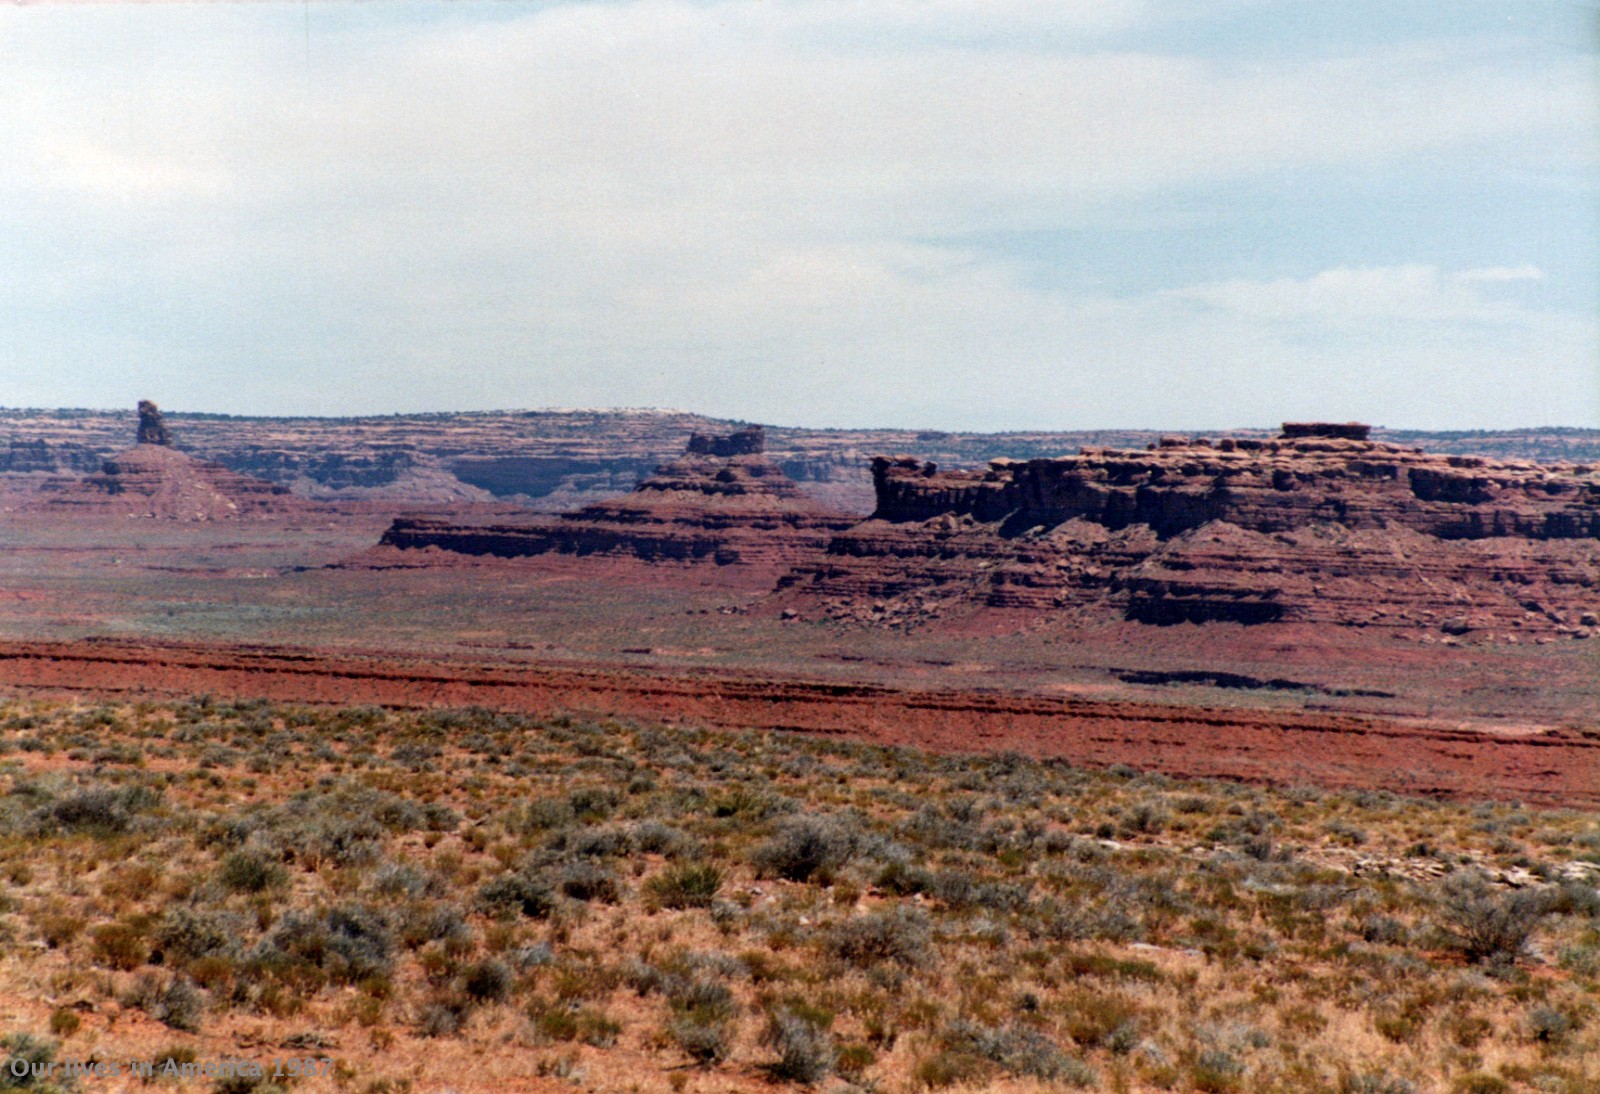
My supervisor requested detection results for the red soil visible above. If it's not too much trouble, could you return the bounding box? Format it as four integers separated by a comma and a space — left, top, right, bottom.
2, 637, 1595, 808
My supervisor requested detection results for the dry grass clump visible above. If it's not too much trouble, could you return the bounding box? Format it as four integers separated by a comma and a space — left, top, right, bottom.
0, 695, 1593, 1092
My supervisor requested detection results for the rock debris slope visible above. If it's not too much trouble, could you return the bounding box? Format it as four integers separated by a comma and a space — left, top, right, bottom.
31, 402, 303, 521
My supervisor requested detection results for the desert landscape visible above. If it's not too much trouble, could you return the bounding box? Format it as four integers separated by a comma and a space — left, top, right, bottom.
0, 403, 1596, 1093
3, 1, 1596, 1090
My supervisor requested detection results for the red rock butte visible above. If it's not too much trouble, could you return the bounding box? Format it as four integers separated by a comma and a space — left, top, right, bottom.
776, 423, 1600, 637
31, 401, 302, 521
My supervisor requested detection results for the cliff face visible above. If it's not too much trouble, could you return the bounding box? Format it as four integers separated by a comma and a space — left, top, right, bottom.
870, 429, 1600, 540
780, 425, 1600, 637
6, 407, 1599, 510
379, 428, 856, 572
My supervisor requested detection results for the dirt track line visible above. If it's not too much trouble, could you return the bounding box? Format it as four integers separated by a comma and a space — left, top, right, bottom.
0, 638, 1595, 807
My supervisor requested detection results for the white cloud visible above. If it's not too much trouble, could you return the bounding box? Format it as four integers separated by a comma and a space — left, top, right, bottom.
1166, 265, 1557, 326
0, 1, 1593, 427
1454, 265, 1546, 284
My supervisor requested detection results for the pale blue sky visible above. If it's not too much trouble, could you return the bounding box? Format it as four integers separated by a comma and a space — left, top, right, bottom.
1, 0, 1595, 430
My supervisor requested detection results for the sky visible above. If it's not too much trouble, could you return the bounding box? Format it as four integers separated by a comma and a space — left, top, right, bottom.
1, 0, 1596, 431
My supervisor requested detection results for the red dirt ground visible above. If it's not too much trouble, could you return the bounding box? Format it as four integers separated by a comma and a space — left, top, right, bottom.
2, 637, 1596, 808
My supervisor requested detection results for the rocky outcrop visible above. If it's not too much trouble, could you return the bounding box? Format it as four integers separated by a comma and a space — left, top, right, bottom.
136, 400, 171, 446
779, 425, 1600, 637
29, 404, 303, 521
686, 425, 765, 457
379, 430, 856, 573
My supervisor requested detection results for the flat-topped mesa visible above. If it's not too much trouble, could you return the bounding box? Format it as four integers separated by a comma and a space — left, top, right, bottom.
1280, 421, 1371, 441
380, 428, 855, 573
635, 426, 806, 501
869, 431, 1600, 541
685, 425, 764, 457
135, 400, 171, 447
779, 431, 1600, 634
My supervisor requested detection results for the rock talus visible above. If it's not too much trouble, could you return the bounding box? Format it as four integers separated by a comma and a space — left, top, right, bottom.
31, 402, 302, 520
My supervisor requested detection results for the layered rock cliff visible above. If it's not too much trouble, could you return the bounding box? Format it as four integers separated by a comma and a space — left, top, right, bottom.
379, 427, 856, 572
778, 425, 1600, 637
6, 406, 1597, 509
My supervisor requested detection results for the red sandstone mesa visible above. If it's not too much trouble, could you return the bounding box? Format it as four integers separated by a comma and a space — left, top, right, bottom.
378, 426, 856, 574
777, 423, 1600, 637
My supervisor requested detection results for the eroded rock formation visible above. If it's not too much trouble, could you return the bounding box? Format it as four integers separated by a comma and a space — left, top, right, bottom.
30, 403, 301, 520
778, 425, 1600, 638
136, 400, 171, 446
686, 425, 765, 457
8, 406, 1597, 508
379, 428, 855, 573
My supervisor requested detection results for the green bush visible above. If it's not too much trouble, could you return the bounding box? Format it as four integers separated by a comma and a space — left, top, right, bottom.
646, 864, 724, 909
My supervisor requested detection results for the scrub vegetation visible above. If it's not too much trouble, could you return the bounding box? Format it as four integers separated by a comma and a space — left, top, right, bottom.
0, 696, 1595, 1093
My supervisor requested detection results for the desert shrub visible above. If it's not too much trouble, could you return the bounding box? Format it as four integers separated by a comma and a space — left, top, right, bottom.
1527, 1005, 1575, 1044
517, 797, 575, 832
155, 907, 244, 965
1190, 1049, 1245, 1092
217, 851, 286, 894
41, 784, 160, 836
417, 994, 471, 1038
477, 871, 557, 919
566, 786, 620, 821
1358, 915, 1409, 945
260, 785, 436, 868
762, 1010, 835, 1084
460, 959, 513, 1003
825, 908, 930, 968
0, 1033, 74, 1093
510, 942, 556, 970
667, 976, 736, 1024
875, 861, 935, 896
646, 864, 724, 909
531, 1003, 621, 1047
1059, 988, 1143, 1051
398, 903, 472, 950
123, 973, 205, 1032
1121, 799, 1169, 835
631, 821, 685, 855
1434, 874, 1550, 964
941, 1019, 1091, 1084
550, 824, 635, 859
710, 785, 793, 821
1450, 1076, 1510, 1094
670, 1018, 731, 1066
1342, 1073, 1417, 1094
258, 905, 394, 985
370, 862, 439, 899
90, 921, 151, 970
925, 869, 1031, 913
45, 1011, 78, 1040
1325, 820, 1368, 847
1548, 880, 1600, 917
751, 815, 860, 883
557, 861, 622, 904
913, 1050, 987, 1090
